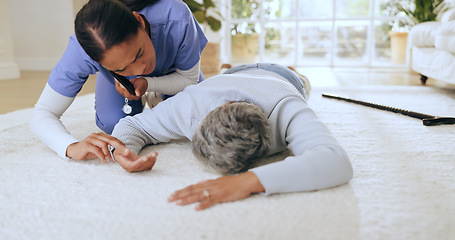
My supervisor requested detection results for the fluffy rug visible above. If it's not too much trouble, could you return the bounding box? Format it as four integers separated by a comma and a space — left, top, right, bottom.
1, 86, 454, 240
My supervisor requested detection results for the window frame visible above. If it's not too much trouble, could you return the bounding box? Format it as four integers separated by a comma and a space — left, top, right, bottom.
221, 0, 408, 68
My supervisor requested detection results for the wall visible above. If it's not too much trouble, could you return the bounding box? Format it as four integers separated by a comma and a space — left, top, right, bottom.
9, 0, 75, 71
0, 0, 20, 79
73, 0, 89, 19
10, 0, 455, 72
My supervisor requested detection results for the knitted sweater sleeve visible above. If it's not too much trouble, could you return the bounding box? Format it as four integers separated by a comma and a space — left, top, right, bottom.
250, 98, 353, 195
111, 92, 194, 154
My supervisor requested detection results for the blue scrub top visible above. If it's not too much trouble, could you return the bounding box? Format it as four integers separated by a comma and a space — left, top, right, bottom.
48, 0, 207, 98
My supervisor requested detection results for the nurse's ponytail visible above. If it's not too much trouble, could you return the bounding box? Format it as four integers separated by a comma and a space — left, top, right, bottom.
118, 0, 159, 11
74, 0, 140, 62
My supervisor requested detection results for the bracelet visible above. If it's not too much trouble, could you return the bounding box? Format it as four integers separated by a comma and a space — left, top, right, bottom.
108, 145, 117, 163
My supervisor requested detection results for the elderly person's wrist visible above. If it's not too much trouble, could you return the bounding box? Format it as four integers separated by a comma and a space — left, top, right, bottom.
242, 171, 265, 194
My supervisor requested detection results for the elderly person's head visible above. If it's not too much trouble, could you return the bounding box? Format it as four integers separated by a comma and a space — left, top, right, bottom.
192, 102, 271, 175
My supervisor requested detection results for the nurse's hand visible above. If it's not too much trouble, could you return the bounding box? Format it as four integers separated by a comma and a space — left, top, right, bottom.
115, 77, 147, 101
66, 132, 124, 162
112, 146, 158, 173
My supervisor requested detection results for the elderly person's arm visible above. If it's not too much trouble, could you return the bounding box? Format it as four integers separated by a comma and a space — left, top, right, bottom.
251, 99, 353, 194
110, 92, 194, 172
169, 99, 353, 210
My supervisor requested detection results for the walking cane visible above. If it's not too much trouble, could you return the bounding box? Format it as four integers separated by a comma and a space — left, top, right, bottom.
322, 93, 455, 126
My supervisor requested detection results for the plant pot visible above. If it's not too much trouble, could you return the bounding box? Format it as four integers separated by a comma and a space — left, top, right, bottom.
231, 33, 259, 63
201, 42, 221, 77
388, 31, 408, 64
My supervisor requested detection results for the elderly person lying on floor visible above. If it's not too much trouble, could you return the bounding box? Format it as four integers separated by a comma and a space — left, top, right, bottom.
106, 63, 353, 210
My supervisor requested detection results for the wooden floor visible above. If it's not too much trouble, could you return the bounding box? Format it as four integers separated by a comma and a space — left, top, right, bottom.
0, 71, 97, 114
0, 68, 452, 115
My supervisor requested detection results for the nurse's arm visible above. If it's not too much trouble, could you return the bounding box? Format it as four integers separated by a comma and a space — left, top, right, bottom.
30, 83, 79, 159
143, 60, 200, 95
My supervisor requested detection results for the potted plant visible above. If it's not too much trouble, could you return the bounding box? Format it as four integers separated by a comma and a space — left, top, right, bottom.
380, 0, 413, 64
183, 0, 222, 76
380, 0, 448, 64
403, 0, 449, 24
230, 0, 260, 63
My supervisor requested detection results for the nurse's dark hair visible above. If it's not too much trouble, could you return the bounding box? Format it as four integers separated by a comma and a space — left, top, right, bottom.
75, 0, 157, 62
118, 0, 159, 11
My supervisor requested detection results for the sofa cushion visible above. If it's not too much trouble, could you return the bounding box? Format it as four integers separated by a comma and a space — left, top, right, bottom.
441, 8, 455, 23
435, 21, 455, 53
409, 22, 441, 47
411, 47, 455, 84
436, 20, 455, 35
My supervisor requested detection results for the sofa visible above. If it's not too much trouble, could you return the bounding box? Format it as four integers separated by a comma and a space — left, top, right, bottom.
408, 9, 455, 85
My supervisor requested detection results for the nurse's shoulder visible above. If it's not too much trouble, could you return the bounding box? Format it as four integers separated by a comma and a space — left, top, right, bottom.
139, 0, 193, 23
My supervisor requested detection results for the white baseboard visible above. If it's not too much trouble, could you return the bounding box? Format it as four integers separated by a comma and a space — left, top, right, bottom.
16, 57, 60, 71
0, 62, 20, 80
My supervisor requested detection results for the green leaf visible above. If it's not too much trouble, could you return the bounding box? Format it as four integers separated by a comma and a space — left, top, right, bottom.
193, 11, 205, 23
203, 0, 216, 8
207, 16, 221, 32
182, 0, 203, 13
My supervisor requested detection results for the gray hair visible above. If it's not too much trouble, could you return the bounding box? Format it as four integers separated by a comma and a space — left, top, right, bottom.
192, 102, 271, 175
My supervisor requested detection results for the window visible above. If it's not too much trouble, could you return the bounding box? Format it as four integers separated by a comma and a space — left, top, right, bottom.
222, 0, 408, 68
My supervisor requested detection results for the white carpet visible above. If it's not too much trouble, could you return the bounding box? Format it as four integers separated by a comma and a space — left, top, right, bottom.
1, 86, 454, 240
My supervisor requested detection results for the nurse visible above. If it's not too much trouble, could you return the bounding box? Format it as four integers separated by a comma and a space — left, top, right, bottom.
30, 0, 207, 162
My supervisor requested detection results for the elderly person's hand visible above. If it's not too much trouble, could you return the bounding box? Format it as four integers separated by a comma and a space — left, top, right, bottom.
111, 144, 158, 173
167, 171, 265, 210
